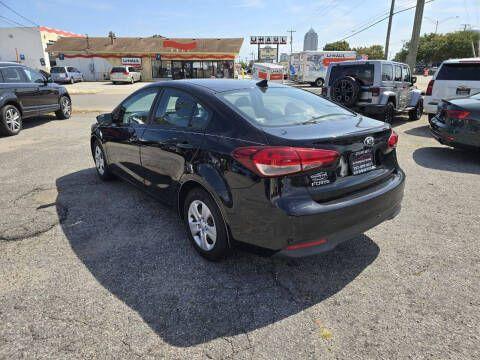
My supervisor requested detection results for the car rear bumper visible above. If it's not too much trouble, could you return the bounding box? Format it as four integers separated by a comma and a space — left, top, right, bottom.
429, 116, 480, 148
227, 170, 405, 257
424, 96, 439, 114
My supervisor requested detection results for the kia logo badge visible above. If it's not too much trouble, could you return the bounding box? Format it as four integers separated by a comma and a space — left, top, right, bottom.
364, 136, 374, 146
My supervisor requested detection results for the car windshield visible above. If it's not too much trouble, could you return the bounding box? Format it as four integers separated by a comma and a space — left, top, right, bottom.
436, 63, 480, 81
329, 64, 375, 86
111, 67, 126, 73
50, 67, 66, 73
217, 86, 354, 127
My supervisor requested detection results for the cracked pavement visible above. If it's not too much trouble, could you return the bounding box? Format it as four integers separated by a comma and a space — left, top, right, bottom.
0, 112, 479, 359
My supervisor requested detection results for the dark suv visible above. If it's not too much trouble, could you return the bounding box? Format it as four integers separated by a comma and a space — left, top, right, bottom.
0, 62, 72, 136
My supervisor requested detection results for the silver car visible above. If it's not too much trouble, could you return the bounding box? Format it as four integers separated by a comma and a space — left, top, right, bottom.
110, 66, 142, 84
50, 66, 83, 84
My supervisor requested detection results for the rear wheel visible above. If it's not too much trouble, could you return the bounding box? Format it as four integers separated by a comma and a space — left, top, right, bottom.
382, 102, 395, 124
130, 77, 134, 84
0, 104, 22, 136
55, 96, 71, 119
409, 99, 423, 121
183, 188, 230, 261
314, 78, 324, 87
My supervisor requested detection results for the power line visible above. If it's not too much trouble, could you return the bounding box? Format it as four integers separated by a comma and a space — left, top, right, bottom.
0, 15, 38, 33
0, 1, 39, 27
337, 0, 435, 42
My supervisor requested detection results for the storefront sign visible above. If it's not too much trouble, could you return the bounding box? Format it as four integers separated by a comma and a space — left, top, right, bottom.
250, 36, 287, 45
121, 57, 142, 67
19, 54, 25, 60
163, 40, 197, 51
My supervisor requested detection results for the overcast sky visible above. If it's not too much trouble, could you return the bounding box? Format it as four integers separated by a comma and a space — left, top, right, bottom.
1, 0, 479, 60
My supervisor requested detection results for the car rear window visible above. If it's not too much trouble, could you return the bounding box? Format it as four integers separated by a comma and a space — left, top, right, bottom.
50, 67, 66, 73
436, 63, 480, 81
217, 86, 354, 127
329, 64, 375, 86
111, 67, 126, 73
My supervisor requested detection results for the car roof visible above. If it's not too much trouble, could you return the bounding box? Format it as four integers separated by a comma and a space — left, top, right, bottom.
441, 58, 480, 64
145, 79, 289, 93
330, 60, 407, 66
0, 62, 26, 68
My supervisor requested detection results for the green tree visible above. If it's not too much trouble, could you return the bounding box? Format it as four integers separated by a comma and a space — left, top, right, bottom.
394, 30, 480, 64
323, 40, 350, 51
353, 45, 385, 59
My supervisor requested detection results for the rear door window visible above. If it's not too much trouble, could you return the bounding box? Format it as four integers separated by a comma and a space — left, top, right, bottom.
128, 67, 137, 73
328, 64, 374, 86
436, 63, 480, 81
382, 64, 393, 81
394, 65, 402, 81
0, 67, 27, 83
402, 66, 411, 83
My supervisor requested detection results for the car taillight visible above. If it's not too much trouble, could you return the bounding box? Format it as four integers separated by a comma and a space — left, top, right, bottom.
370, 87, 380, 96
232, 146, 339, 177
388, 130, 398, 148
426, 80, 434, 96
321, 87, 328, 96
445, 109, 470, 119
123, 71, 128, 75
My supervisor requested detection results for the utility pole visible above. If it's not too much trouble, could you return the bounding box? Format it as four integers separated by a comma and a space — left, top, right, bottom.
287, 29, 296, 80
406, 0, 425, 70
384, 0, 395, 59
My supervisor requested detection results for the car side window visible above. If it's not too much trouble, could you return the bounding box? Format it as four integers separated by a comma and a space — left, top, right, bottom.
0, 67, 27, 83
154, 88, 211, 130
117, 87, 158, 125
67, 67, 75, 72
394, 65, 402, 82
382, 64, 393, 81
128, 67, 136, 72
22, 68, 45, 83
402, 66, 411, 83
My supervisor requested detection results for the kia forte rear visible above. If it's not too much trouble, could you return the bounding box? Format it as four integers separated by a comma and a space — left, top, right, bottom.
91, 79, 405, 260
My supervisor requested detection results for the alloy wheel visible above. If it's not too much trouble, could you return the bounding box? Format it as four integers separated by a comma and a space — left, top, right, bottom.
188, 200, 217, 251
94, 145, 105, 175
61, 97, 71, 117
5, 108, 21, 132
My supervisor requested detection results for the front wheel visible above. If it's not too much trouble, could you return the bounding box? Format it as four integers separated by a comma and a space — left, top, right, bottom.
55, 96, 71, 119
93, 140, 114, 181
409, 99, 423, 121
314, 78, 324, 87
0, 104, 22, 136
183, 188, 230, 261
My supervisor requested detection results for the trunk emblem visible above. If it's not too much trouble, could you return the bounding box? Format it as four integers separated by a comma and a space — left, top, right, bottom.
364, 136, 374, 147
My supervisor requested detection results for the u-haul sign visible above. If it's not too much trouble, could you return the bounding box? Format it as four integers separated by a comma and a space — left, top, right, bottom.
121, 57, 142, 67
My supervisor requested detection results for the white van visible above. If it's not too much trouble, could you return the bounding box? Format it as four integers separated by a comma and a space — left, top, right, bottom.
293, 51, 358, 87
424, 58, 480, 119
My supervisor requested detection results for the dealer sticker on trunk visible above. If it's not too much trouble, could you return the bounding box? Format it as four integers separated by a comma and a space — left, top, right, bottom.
350, 149, 376, 175
309, 171, 331, 186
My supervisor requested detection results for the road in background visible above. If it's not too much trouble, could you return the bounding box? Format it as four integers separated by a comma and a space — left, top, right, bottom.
0, 111, 478, 359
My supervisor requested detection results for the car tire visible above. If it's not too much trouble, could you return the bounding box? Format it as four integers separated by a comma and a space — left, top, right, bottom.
409, 99, 423, 121
428, 113, 435, 121
314, 78, 324, 87
382, 102, 395, 124
55, 96, 71, 120
70, 78, 74, 84
130, 77, 134, 84
112, 81, 117, 85
93, 140, 114, 181
183, 187, 230, 261
0, 104, 22, 136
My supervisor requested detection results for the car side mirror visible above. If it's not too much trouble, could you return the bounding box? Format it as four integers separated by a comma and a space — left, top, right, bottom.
411, 76, 417, 85
96, 113, 112, 124
111, 107, 125, 124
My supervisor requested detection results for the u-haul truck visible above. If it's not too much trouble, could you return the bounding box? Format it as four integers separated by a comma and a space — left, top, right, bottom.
294, 50, 358, 87
252, 63, 285, 82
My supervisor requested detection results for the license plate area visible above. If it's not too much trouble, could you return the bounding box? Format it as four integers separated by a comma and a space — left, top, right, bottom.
456, 88, 470, 96
350, 149, 376, 175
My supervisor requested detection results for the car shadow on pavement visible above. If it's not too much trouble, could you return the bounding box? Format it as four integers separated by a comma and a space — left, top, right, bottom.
413, 147, 480, 174
21, 115, 58, 130
404, 125, 432, 138
56, 168, 379, 347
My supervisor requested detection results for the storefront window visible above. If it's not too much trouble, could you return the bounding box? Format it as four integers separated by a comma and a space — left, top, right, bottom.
193, 61, 203, 78
161, 61, 172, 78
203, 61, 214, 78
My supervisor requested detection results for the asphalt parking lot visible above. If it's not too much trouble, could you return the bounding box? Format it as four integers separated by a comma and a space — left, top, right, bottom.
1, 104, 479, 358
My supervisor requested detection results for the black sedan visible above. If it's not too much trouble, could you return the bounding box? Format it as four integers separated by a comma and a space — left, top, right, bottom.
91, 79, 405, 260
429, 93, 480, 150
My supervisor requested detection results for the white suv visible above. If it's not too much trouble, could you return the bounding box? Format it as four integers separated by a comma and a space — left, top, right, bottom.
424, 58, 480, 119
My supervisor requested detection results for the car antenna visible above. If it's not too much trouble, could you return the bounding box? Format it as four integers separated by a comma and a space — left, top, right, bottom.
256, 79, 268, 88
